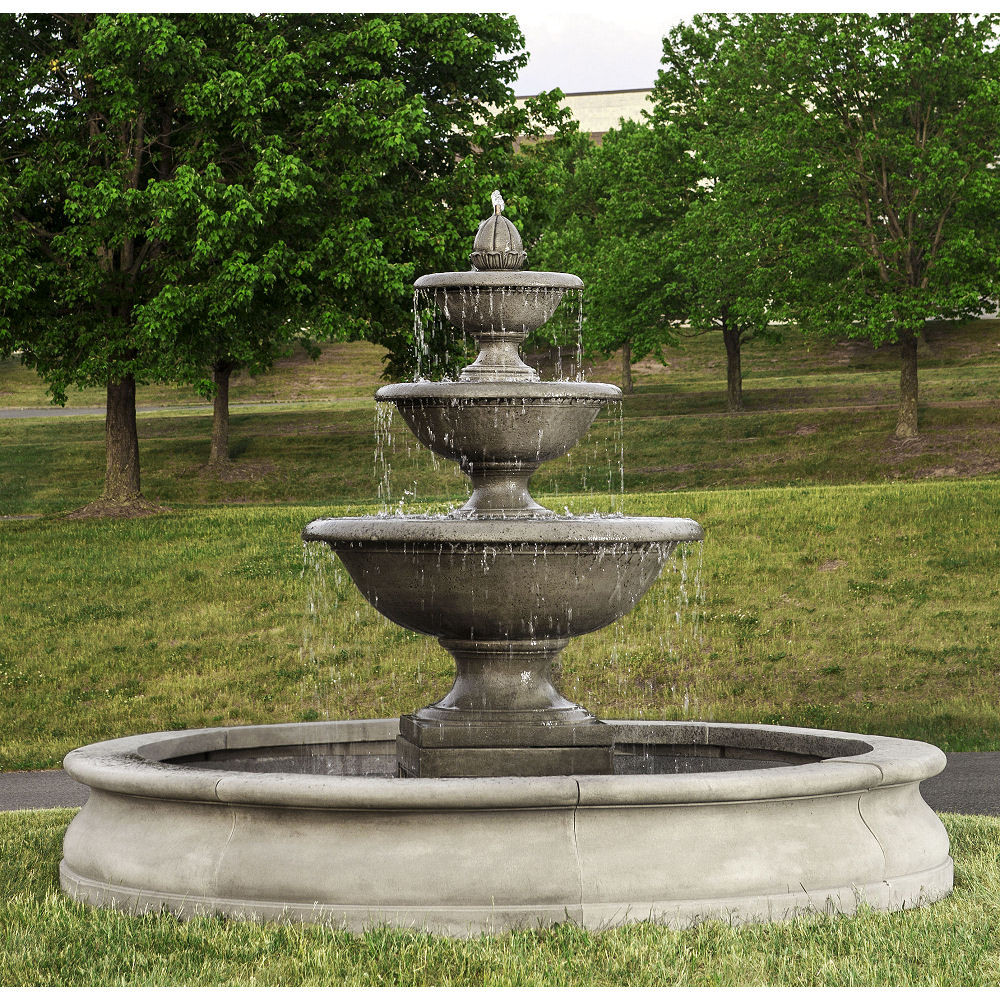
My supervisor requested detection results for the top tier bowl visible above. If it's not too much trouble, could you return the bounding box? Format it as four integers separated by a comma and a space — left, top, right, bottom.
416, 271, 583, 382
415, 271, 584, 337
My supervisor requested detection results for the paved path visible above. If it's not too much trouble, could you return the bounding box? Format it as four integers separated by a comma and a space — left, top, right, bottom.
0, 402, 264, 419
0, 769, 88, 810
1, 752, 997, 814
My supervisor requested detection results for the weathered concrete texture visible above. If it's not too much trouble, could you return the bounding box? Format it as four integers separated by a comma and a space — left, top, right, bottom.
61, 719, 953, 936
396, 736, 614, 778
303, 516, 703, 752
375, 382, 620, 515
7, 751, 997, 812
397, 710, 615, 777
414, 270, 582, 380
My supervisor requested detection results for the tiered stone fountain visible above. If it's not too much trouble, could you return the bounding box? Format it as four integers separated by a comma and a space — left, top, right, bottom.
305, 193, 701, 779
61, 196, 952, 934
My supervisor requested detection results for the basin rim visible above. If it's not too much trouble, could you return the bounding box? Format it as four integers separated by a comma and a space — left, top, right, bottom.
375, 381, 621, 403
302, 515, 705, 547
415, 270, 583, 290
62, 718, 945, 811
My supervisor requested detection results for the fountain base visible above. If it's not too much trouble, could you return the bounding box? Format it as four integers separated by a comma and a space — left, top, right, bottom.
61, 718, 953, 936
396, 637, 616, 777
396, 714, 614, 777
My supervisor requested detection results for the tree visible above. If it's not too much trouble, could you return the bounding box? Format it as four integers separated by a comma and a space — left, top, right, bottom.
529, 120, 691, 392
523, 26, 790, 409
0, 14, 547, 502
725, 14, 1000, 437
654, 18, 797, 412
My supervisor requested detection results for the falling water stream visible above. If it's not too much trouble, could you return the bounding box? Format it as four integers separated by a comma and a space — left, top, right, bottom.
413, 287, 585, 383
301, 536, 707, 729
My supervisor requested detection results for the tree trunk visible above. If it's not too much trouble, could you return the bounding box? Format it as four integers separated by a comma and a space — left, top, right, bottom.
723, 324, 743, 412
209, 360, 235, 466
104, 375, 142, 502
896, 330, 919, 439
621, 338, 633, 394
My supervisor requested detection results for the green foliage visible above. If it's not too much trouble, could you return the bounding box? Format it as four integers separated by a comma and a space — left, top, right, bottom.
655, 20, 797, 353
708, 14, 1000, 343
530, 121, 690, 369
518, 14, 1000, 415
0, 14, 556, 396
0, 14, 568, 495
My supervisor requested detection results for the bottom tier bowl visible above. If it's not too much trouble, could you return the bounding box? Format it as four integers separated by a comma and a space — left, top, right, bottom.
301, 515, 706, 754
301, 515, 705, 642
61, 719, 952, 935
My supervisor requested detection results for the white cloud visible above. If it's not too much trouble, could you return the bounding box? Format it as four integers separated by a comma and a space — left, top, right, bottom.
509, 2, 700, 95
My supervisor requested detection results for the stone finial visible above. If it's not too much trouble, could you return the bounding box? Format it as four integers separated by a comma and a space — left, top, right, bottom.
470, 192, 527, 271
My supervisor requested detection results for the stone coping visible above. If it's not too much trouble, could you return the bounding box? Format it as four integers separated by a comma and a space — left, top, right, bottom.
376, 381, 621, 402
63, 719, 946, 811
302, 517, 705, 547
415, 271, 583, 290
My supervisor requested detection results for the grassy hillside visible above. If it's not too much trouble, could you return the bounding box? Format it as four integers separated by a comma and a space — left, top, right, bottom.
0, 340, 388, 410
2, 320, 999, 516
2, 321, 997, 764
2, 318, 999, 411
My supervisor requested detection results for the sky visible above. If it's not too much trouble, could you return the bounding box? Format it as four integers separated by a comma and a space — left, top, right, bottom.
508, 4, 699, 95
502, 3, 946, 96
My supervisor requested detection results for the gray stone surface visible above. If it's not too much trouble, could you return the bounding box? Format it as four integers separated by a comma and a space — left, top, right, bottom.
305, 235, 706, 756
58, 719, 954, 934
376, 382, 619, 515
415, 266, 582, 380
6, 749, 997, 813
396, 737, 614, 778
303, 516, 701, 763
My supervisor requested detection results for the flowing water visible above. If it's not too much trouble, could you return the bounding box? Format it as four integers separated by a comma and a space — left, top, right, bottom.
300, 534, 707, 725
373, 392, 623, 518
412, 287, 585, 382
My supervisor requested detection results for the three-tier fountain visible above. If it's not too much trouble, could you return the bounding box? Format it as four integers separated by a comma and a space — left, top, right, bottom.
61, 197, 952, 934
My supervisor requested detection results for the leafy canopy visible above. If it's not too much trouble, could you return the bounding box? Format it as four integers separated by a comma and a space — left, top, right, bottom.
0, 13, 554, 398
720, 13, 1000, 343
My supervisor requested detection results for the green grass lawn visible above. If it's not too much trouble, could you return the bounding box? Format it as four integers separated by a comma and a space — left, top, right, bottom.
2, 808, 998, 986
2, 480, 997, 769
3, 397, 998, 516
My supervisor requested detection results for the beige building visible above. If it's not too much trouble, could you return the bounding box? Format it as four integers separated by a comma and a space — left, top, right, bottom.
515, 87, 654, 143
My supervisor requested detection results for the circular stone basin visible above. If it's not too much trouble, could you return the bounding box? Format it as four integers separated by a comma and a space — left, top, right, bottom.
61, 719, 952, 935
301, 516, 704, 641
375, 381, 621, 470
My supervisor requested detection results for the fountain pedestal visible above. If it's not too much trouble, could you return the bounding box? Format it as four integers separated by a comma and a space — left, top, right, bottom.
397, 719, 614, 778
397, 638, 615, 777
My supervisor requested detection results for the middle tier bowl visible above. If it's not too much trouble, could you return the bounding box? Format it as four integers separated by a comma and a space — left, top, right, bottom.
375, 382, 621, 468
375, 382, 622, 516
